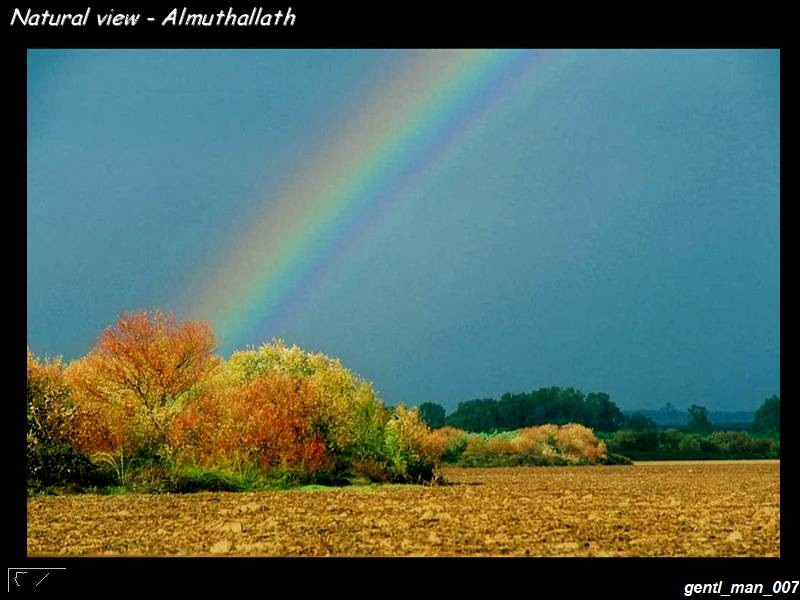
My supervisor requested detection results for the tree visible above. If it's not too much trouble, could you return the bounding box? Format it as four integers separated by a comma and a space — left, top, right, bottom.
751, 395, 780, 435
497, 393, 527, 429
27, 349, 71, 449
226, 339, 388, 463
687, 404, 713, 433
27, 349, 110, 490
170, 370, 330, 473
65, 310, 219, 457
418, 402, 446, 429
446, 398, 498, 432
624, 413, 658, 432
383, 405, 435, 482
583, 392, 625, 432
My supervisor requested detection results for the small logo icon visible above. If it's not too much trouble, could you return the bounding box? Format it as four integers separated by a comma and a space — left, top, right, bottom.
7, 568, 66, 592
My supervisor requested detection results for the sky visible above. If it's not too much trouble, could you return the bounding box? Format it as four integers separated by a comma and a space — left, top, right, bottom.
27, 49, 780, 413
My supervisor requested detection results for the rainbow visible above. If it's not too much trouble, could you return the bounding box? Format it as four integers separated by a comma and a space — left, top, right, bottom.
187, 49, 575, 353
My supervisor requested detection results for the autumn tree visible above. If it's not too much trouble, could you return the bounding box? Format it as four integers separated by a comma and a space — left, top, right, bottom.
66, 311, 219, 461
27, 349, 109, 489
226, 340, 390, 469
383, 405, 436, 482
170, 371, 330, 475
27, 349, 71, 449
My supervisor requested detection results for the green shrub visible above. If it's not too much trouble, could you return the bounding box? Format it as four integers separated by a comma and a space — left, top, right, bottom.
677, 435, 702, 458
168, 464, 245, 493
27, 438, 114, 493
770, 438, 780, 458
382, 406, 436, 482
607, 426, 778, 461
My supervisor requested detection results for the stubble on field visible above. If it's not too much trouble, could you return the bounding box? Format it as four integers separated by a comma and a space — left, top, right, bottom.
27, 461, 779, 557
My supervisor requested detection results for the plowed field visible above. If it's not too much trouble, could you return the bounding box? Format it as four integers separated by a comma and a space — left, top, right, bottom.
27, 461, 779, 556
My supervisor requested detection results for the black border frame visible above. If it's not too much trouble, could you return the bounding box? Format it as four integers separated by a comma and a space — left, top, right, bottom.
8, 3, 787, 595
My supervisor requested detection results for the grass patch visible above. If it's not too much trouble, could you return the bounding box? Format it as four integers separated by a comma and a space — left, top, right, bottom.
169, 465, 252, 493
92, 485, 128, 495
298, 484, 337, 492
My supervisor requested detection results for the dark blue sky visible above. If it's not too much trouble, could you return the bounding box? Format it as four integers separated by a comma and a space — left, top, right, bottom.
27, 49, 779, 412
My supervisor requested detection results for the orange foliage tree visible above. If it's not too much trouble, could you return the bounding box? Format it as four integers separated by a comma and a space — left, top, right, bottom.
27, 349, 71, 445
65, 311, 219, 462
224, 341, 391, 475
27, 349, 114, 488
170, 371, 331, 474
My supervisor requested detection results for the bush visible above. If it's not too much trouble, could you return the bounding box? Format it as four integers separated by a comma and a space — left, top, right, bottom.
27, 438, 114, 493
606, 426, 778, 461
448, 424, 610, 467
27, 350, 112, 492
677, 435, 702, 458
168, 464, 247, 493
224, 341, 392, 478
553, 423, 608, 463
426, 426, 469, 464
170, 371, 331, 475
770, 438, 780, 458
607, 430, 659, 455
383, 405, 436, 482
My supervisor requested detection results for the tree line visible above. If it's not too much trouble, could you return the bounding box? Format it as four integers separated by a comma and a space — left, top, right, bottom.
420, 389, 624, 433
418, 392, 779, 437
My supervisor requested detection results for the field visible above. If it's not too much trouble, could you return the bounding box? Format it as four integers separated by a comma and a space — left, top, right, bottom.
27, 461, 779, 557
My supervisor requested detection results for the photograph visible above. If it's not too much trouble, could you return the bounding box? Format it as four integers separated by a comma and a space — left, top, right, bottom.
12, 6, 784, 593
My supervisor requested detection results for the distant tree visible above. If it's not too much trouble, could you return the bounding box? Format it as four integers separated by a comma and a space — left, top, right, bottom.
446, 398, 498, 432
678, 435, 702, 457
659, 428, 684, 454
554, 387, 585, 424
417, 402, 446, 429
751, 395, 780, 435
497, 392, 527, 430
624, 413, 658, 432
447, 387, 628, 433
687, 404, 713, 433
583, 392, 625, 432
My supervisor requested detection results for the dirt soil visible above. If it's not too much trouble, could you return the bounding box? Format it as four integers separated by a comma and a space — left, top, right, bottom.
27, 461, 779, 556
